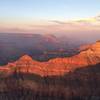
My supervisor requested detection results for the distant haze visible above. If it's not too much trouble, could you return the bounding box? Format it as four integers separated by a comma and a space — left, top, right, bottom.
0, 0, 100, 37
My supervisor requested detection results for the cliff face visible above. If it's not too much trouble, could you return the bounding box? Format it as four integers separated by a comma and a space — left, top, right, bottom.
0, 41, 100, 100
0, 41, 100, 76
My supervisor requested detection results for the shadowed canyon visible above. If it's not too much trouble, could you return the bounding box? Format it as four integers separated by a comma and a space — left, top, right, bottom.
0, 40, 100, 100
1, 0, 100, 99
0, 33, 95, 65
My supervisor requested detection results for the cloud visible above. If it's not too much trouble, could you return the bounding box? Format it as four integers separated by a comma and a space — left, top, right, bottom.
48, 14, 100, 27
49, 20, 67, 25
0, 14, 100, 33
95, 15, 100, 21
74, 14, 100, 25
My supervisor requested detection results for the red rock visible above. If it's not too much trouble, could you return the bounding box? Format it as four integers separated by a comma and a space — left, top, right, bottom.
0, 41, 100, 77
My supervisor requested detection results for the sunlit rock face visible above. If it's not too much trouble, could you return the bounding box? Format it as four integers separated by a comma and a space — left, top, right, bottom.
0, 41, 100, 76
77, 41, 100, 65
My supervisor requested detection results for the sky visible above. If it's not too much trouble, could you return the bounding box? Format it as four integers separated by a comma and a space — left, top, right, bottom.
0, 0, 100, 34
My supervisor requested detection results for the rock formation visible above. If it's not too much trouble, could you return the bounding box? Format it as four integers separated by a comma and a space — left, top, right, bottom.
0, 41, 100, 76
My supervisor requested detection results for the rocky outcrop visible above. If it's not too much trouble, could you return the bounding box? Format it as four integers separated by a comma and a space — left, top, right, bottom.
0, 41, 100, 77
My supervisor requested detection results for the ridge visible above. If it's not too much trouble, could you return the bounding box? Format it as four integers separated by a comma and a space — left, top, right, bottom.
0, 41, 100, 76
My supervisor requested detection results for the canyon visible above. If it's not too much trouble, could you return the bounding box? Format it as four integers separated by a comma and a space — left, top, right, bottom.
0, 40, 100, 100
0, 40, 100, 76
